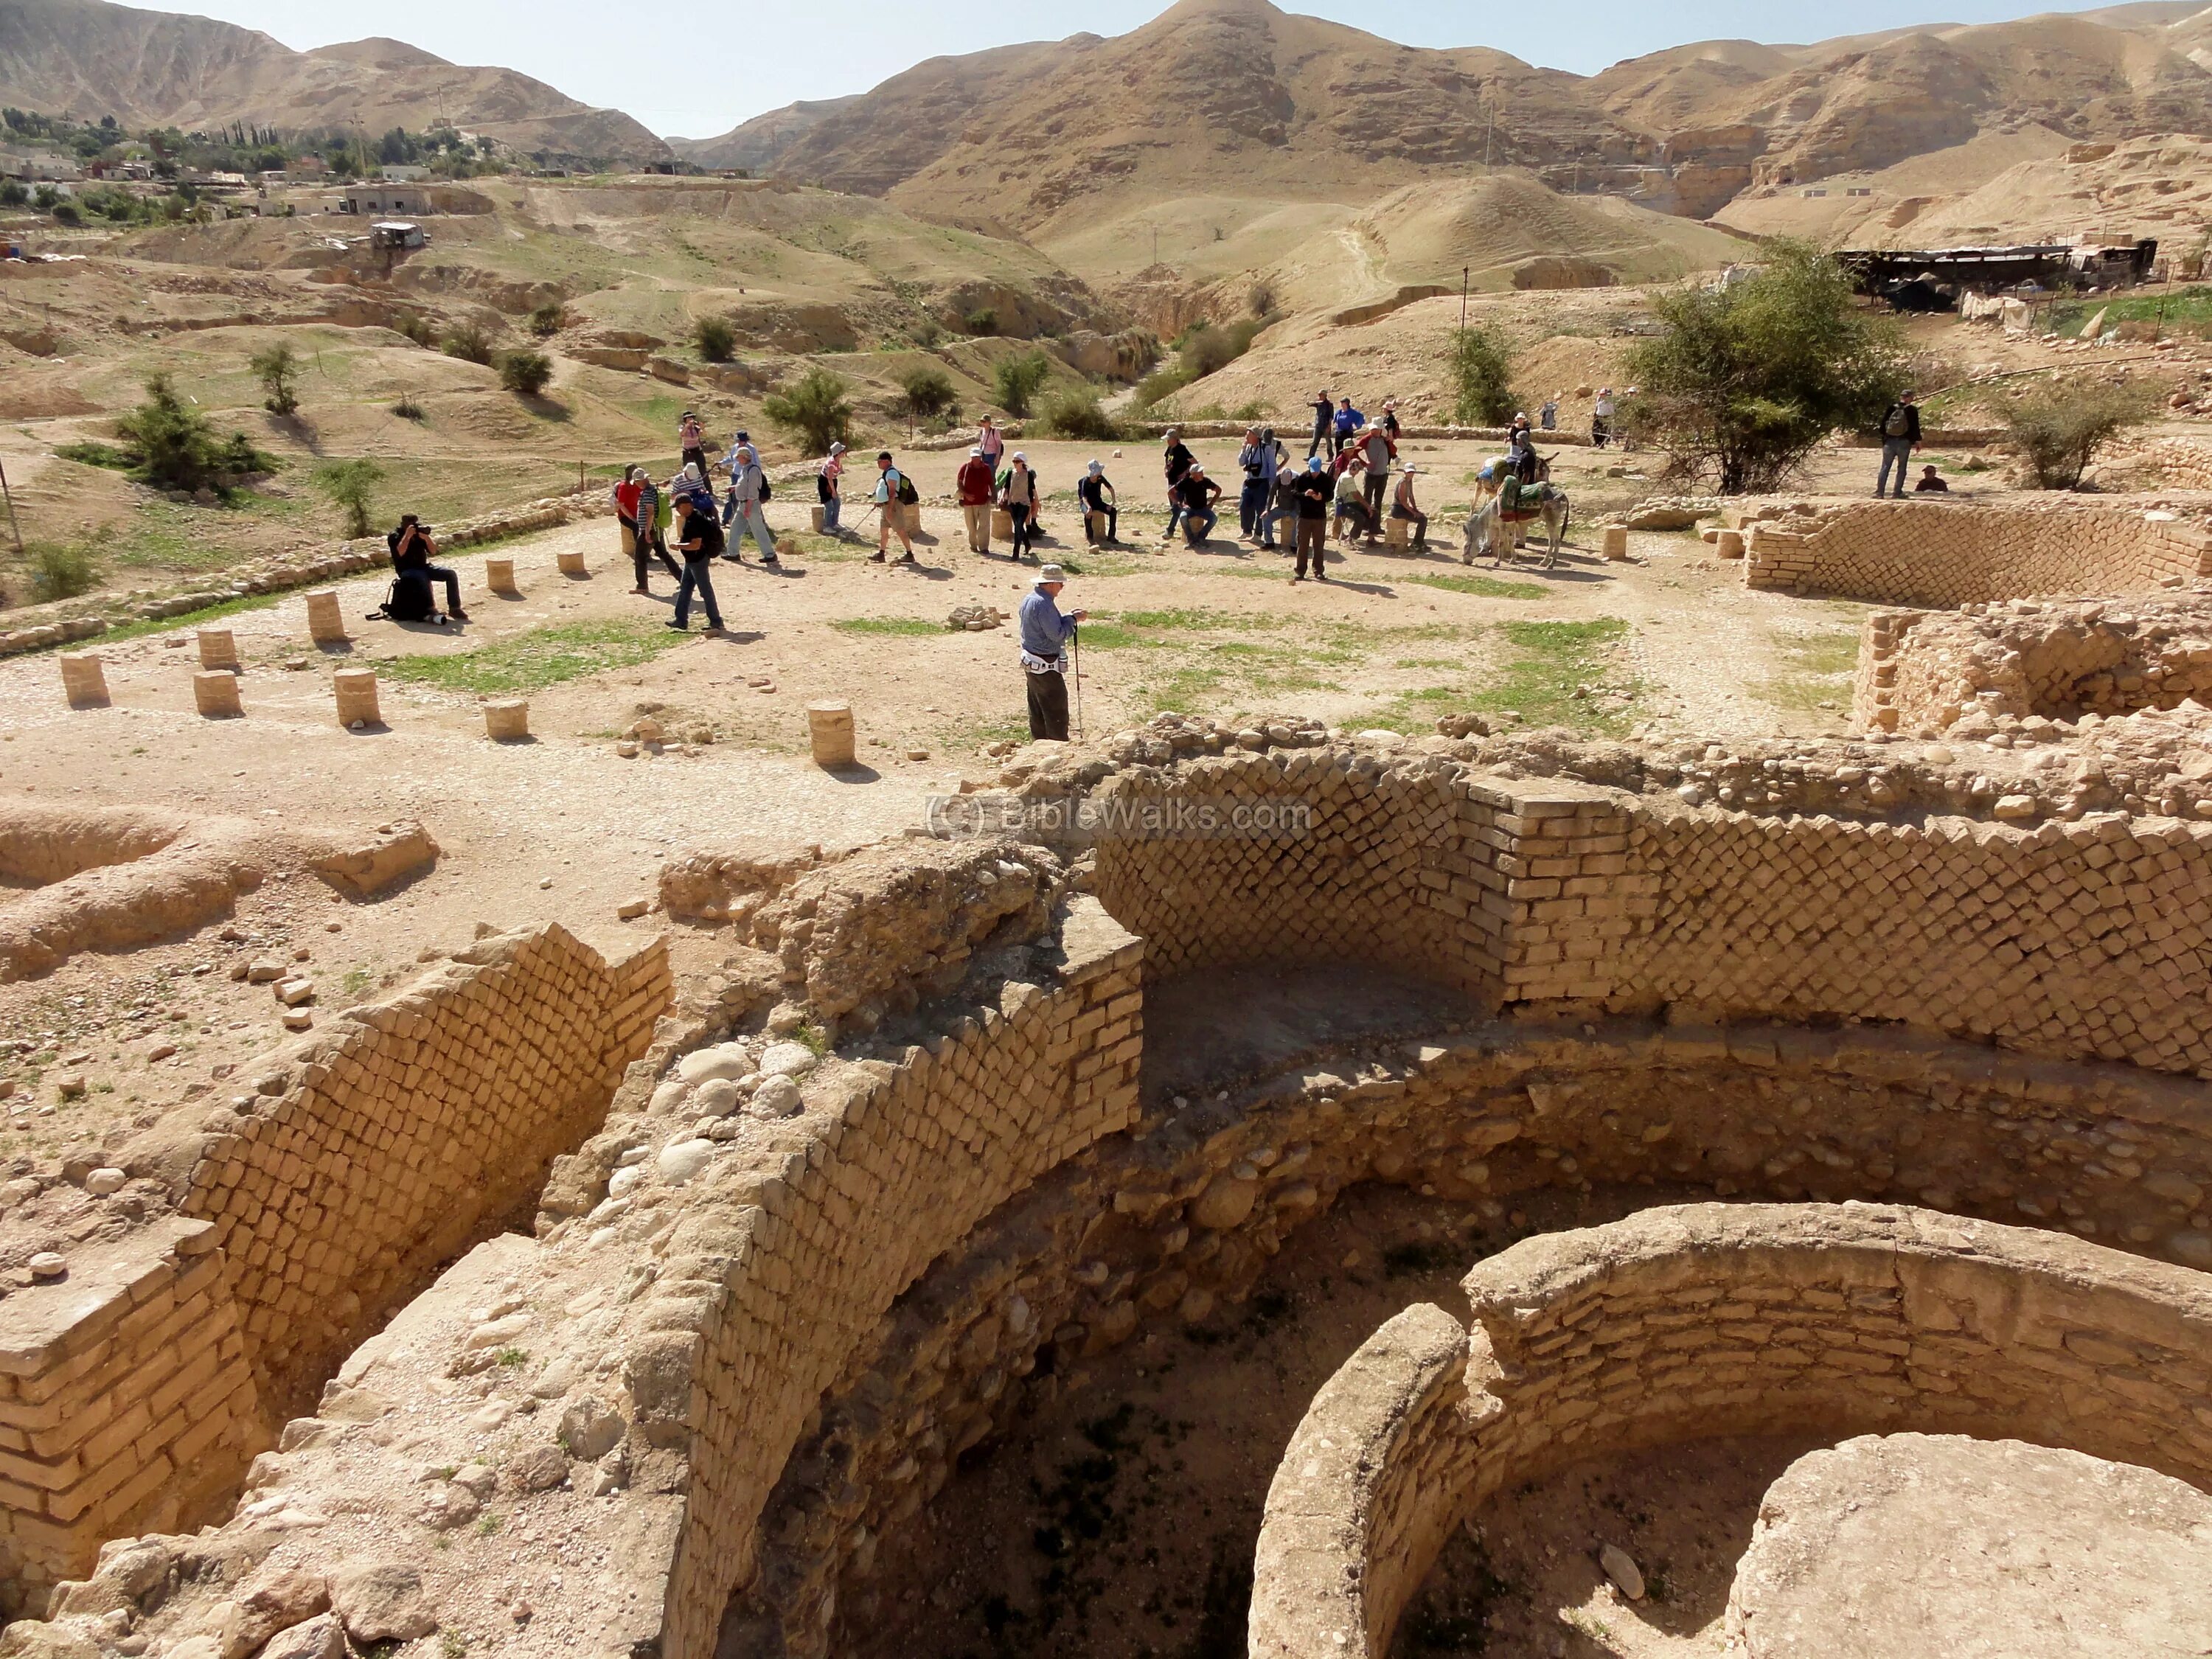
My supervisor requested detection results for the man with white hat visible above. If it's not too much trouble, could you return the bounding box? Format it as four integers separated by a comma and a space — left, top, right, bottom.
1593, 387, 1616, 449
956, 445, 996, 554
1390, 461, 1429, 552
1018, 564, 1087, 741
817, 441, 847, 535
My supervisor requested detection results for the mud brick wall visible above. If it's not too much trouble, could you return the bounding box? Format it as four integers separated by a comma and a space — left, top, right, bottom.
1741, 500, 2212, 605
1596, 805, 2212, 1076
2112, 435, 2212, 493
658, 900, 1144, 1659
170, 925, 669, 1415
1088, 751, 1513, 997
1247, 1203, 2212, 1659
1854, 596, 2212, 734
0, 1219, 258, 1613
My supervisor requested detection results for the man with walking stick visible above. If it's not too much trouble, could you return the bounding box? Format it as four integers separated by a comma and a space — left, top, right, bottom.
1019, 563, 1086, 742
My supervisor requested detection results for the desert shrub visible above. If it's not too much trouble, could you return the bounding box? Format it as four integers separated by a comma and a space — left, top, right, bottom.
965, 307, 999, 337
1038, 388, 1119, 441
50, 201, 80, 226
0, 181, 26, 208
116, 372, 231, 491
496, 349, 554, 395
991, 350, 1051, 418
1446, 321, 1517, 425
442, 321, 494, 365
313, 459, 384, 538
1626, 240, 1907, 494
1231, 400, 1267, 422
29, 542, 97, 601
395, 313, 437, 347
693, 316, 736, 363
762, 367, 855, 456
908, 316, 946, 349
1177, 318, 1266, 380
1247, 279, 1277, 317
1133, 366, 1194, 409
1999, 382, 2155, 490
900, 365, 957, 420
248, 340, 300, 417
527, 302, 565, 338
55, 440, 133, 470
391, 394, 426, 421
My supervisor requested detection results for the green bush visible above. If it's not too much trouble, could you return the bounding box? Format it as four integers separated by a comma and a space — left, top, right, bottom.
1446, 322, 1517, 425
50, 201, 80, 226
1626, 240, 1907, 493
391, 394, 426, 421
1038, 388, 1119, 441
313, 459, 385, 538
1177, 317, 1266, 380
395, 314, 437, 347
248, 341, 300, 417
116, 372, 249, 493
442, 321, 495, 366
1999, 382, 2154, 490
762, 367, 855, 456
693, 316, 736, 363
55, 440, 134, 470
496, 349, 554, 395
965, 307, 999, 337
900, 365, 957, 420
1132, 366, 1194, 409
991, 350, 1051, 418
29, 542, 97, 601
0, 181, 26, 208
527, 302, 565, 338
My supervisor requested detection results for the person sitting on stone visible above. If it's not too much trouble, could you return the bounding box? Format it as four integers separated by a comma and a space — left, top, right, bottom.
1389, 462, 1429, 551
388, 515, 466, 622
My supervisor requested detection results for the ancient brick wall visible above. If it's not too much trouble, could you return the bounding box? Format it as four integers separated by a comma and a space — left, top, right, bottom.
1739, 499, 2212, 605
2111, 435, 2212, 493
1854, 595, 2212, 734
1247, 1203, 2212, 1658
659, 900, 1144, 1659
0, 1219, 258, 1613
170, 925, 670, 1415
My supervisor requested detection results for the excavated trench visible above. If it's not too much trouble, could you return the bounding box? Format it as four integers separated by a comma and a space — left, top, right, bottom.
723, 960, 2212, 1659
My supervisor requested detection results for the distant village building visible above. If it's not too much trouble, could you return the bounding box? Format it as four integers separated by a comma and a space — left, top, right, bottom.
0, 153, 83, 183
341, 184, 431, 216
379, 165, 430, 183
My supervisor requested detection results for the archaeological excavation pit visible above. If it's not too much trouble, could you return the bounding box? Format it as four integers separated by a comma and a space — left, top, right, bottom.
18, 717, 2212, 1659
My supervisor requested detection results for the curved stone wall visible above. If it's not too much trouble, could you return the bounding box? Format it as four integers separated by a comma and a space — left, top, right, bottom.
1739, 498, 2212, 606
1247, 1202, 2212, 1659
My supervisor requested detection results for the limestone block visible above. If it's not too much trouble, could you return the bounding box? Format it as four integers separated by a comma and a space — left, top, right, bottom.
196, 629, 240, 669
557, 550, 588, 578
484, 557, 520, 597
58, 653, 108, 708
1602, 526, 1629, 561
193, 671, 243, 719
304, 591, 346, 645
333, 668, 380, 728
810, 507, 825, 535
992, 509, 1014, 540
808, 700, 857, 769
1717, 529, 1745, 560
1385, 517, 1412, 549
484, 700, 529, 742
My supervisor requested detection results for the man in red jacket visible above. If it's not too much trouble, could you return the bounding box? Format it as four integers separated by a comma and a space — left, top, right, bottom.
957, 445, 996, 554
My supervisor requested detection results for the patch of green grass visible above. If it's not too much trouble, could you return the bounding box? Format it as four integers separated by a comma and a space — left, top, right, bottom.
54, 440, 135, 471
2051, 284, 2212, 339
1402, 573, 1548, 600
832, 616, 941, 638
1365, 616, 1639, 737
380, 618, 687, 697
1115, 608, 1286, 633
1758, 628, 1860, 715
1069, 622, 1150, 651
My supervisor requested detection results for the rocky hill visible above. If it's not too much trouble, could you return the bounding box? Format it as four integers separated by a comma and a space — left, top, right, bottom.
0, 0, 669, 166
698, 0, 2212, 229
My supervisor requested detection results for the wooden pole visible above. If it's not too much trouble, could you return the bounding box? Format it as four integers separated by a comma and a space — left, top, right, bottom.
0, 459, 21, 554
1460, 267, 1470, 335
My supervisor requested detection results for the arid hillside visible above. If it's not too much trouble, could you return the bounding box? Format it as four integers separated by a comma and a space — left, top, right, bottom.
0, 0, 669, 164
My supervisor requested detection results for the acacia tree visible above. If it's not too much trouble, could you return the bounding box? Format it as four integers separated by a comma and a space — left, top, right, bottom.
1626, 242, 1907, 494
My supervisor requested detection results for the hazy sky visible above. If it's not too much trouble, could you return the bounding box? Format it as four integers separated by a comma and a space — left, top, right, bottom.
174, 0, 2146, 138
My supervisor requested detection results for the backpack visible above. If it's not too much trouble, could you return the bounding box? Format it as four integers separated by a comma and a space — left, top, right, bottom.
377, 571, 436, 623
759, 475, 773, 503
896, 471, 919, 506
1883, 406, 1912, 439
653, 490, 672, 531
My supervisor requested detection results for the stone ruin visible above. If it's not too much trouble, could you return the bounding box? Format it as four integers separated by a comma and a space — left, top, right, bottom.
4, 700, 2211, 1657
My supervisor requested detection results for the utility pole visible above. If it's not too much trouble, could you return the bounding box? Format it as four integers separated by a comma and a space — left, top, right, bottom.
1152, 225, 1160, 268
0, 459, 22, 554
1460, 266, 1470, 335
1484, 88, 1496, 173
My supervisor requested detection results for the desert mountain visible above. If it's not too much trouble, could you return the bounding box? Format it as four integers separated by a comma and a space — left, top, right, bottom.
0, 0, 669, 164
701, 0, 2212, 229
665, 96, 862, 175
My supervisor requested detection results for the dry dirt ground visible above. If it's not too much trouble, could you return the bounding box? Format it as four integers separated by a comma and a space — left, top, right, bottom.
3, 422, 2141, 1124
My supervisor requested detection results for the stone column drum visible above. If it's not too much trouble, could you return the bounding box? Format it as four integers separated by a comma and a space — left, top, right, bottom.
192, 671, 243, 718
484, 700, 529, 741
305, 590, 347, 644
485, 558, 520, 597
333, 667, 380, 727
196, 629, 240, 669
1717, 529, 1746, 560
557, 550, 588, 577
807, 700, 856, 768
58, 653, 108, 708
1603, 526, 1629, 561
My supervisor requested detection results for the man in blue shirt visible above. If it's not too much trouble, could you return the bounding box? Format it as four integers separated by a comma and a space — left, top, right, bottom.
1332, 396, 1365, 456
1018, 565, 1087, 741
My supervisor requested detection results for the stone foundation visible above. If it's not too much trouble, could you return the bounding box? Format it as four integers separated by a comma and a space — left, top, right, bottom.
1247, 1202, 2212, 1658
